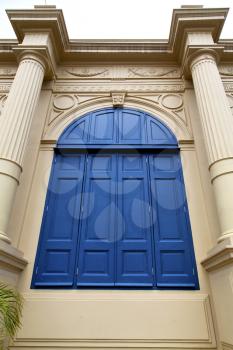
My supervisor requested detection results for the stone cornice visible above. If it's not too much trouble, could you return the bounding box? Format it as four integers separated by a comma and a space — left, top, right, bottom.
0, 6, 232, 65
169, 7, 228, 61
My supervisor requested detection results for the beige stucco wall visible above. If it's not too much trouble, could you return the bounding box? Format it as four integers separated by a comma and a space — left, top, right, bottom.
1, 68, 225, 349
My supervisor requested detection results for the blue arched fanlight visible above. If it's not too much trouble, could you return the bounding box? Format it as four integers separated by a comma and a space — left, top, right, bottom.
58, 108, 178, 148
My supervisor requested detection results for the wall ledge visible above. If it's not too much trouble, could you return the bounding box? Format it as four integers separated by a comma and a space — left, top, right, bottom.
222, 341, 233, 350
201, 237, 233, 272
0, 240, 28, 275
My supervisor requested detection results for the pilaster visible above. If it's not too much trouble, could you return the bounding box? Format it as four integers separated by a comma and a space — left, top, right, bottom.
0, 6, 63, 279
189, 50, 233, 243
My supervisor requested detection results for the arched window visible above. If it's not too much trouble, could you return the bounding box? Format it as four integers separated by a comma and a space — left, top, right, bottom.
32, 108, 199, 289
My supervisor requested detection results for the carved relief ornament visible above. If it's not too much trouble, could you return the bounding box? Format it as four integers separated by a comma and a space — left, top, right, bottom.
111, 92, 126, 106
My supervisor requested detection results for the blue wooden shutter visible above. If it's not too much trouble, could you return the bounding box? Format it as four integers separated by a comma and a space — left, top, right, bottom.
76, 154, 116, 286
149, 152, 198, 288
116, 154, 154, 286
32, 153, 85, 287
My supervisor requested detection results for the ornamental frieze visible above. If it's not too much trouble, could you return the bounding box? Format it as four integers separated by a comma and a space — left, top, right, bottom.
128, 67, 180, 78
219, 65, 233, 76
224, 84, 233, 92
0, 67, 17, 77
56, 65, 181, 80
0, 83, 11, 92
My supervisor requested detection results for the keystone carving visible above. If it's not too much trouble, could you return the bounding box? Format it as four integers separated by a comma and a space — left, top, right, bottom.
111, 92, 126, 106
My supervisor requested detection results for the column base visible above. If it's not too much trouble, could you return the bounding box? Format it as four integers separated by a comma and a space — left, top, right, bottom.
202, 238, 233, 348
0, 240, 28, 286
222, 342, 233, 350
201, 236, 233, 271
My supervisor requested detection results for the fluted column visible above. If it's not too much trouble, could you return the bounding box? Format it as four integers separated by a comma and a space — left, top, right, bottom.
0, 52, 45, 243
191, 50, 233, 242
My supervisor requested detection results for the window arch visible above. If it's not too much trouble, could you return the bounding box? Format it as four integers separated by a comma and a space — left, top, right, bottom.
32, 108, 198, 289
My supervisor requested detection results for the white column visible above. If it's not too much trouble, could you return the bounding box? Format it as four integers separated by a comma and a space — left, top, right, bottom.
191, 51, 233, 242
0, 52, 45, 243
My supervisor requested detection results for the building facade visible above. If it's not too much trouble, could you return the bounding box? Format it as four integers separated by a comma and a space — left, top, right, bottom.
0, 4, 233, 350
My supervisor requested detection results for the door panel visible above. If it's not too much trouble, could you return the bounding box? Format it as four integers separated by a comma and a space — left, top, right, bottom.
116, 154, 154, 286
33, 154, 85, 287
76, 154, 116, 286
149, 153, 197, 288
33, 150, 198, 289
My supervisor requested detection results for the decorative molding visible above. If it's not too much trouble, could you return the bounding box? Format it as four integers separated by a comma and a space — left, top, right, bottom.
0, 67, 17, 77
0, 94, 7, 116
53, 82, 185, 94
48, 94, 79, 125
126, 94, 189, 128
0, 83, 12, 93
53, 94, 75, 110
11, 294, 216, 348
56, 65, 181, 80
227, 94, 233, 114
179, 139, 195, 151
222, 341, 233, 350
201, 237, 233, 271
40, 140, 56, 151
224, 84, 233, 92
111, 91, 126, 106
219, 65, 233, 76
128, 67, 180, 78
161, 94, 183, 109
63, 67, 109, 78
0, 240, 27, 272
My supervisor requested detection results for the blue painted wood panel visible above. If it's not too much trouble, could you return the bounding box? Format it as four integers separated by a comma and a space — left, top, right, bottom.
116, 154, 154, 286
33, 153, 85, 287
58, 108, 177, 148
149, 153, 197, 288
33, 107, 198, 289
76, 154, 116, 286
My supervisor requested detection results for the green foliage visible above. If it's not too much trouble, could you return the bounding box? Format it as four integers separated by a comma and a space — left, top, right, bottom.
0, 283, 23, 349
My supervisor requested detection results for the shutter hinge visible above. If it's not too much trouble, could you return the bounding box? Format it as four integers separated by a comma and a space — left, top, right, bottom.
46, 205, 49, 212
193, 268, 195, 275
148, 206, 151, 213
183, 206, 187, 213
152, 267, 154, 275
76, 267, 79, 275
35, 266, 38, 275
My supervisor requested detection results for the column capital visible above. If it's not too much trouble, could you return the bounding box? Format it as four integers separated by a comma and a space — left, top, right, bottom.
12, 46, 51, 78
183, 46, 224, 78
6, 6, 69, 79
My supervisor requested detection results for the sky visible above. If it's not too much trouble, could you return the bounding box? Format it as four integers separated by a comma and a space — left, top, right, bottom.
0, 0, 232, 40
